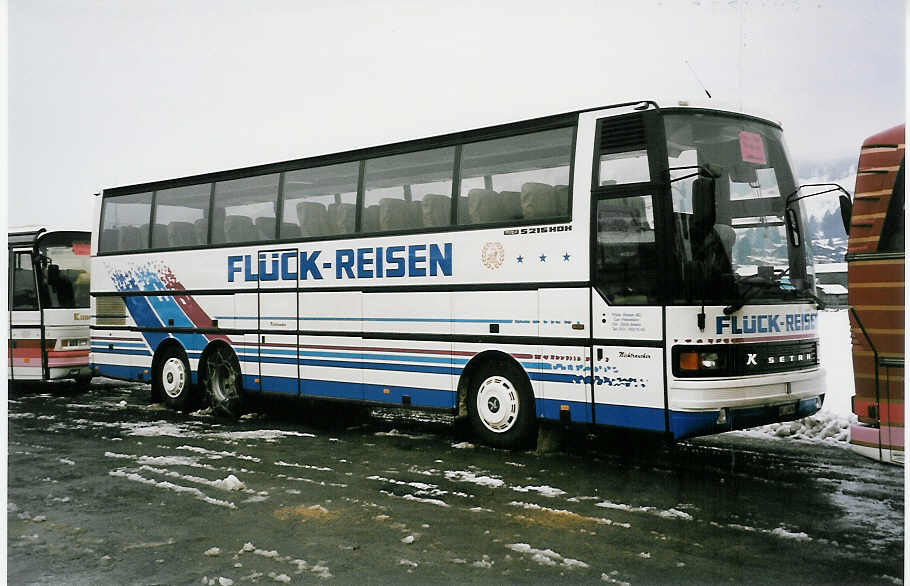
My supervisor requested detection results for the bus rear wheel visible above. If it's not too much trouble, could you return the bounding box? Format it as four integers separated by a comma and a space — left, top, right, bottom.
205, 345, 243, 419
467, 361, 537, 450
155, 347, 194, 411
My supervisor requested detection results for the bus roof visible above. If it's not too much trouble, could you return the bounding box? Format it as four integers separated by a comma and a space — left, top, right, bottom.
8, 226, 90, 249
101, 99, 782, 197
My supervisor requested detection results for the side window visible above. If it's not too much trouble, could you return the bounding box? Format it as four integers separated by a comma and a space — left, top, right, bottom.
594, 195, 659, 305
597, 114, 650, 185
879, 160, 905, 252
361, 147, 455, 233
12, 252, 39, 310
458, 127, 573, 226
283, 162, 359, 239
212, 174, 280, 245
99, 191, 153, 253
151, 183, 212, 248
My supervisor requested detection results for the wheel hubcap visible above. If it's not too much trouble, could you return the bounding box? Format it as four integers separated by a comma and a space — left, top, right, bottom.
161, 357, 186, 399
476, 375, 519, 433
207, 349, 237, 403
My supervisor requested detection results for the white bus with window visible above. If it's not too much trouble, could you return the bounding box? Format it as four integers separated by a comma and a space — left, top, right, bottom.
90, 100, 825, 448
9, 227, 92, 386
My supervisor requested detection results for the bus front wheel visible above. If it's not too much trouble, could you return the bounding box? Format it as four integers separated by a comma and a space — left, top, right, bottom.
205, 345, 243, 419
155, 347, 193, 411
467, 361, 537, 450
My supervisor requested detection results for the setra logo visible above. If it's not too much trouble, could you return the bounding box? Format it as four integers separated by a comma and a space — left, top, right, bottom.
73, 312, 89, 321
481, 242, 505, 269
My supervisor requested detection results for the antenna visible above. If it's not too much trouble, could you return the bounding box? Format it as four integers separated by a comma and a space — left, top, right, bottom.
685, 60, 712, 99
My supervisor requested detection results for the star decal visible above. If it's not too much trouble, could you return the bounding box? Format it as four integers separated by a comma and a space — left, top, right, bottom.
539, 254, 547, 262
563, 252, 571, 261
516, 255, 524, 263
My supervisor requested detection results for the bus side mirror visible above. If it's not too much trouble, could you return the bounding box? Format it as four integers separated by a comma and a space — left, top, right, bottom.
839, 194, 852, 235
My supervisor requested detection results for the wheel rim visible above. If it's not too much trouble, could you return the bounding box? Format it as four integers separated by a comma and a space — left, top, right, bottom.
476, 375, 519, 433
161, 357, 187, 399
207, 348, 238, 403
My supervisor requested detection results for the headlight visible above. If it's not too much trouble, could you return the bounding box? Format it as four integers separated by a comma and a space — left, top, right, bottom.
678, 350, 723, 373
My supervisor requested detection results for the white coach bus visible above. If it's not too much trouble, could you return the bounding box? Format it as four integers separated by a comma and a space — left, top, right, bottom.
90, 100, 826, 448
9, 227, 92, 386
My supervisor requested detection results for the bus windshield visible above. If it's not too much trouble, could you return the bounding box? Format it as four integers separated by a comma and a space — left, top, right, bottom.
664, 112, 814, 305
37, 233, 91, 308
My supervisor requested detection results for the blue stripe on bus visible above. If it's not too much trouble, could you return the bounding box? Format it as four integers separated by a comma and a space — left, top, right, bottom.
240, 354, 584, 383
143, 295, 210, 352
95, 363, 146, 381
251, 375, 455, 409
246, 347, 555, 372
123, 296, 170, 350
218, 316, 515, 324
90, 348, 153, 357
594, 403, 666, 432
537, 398, 594, 424
91, 341, 149, 349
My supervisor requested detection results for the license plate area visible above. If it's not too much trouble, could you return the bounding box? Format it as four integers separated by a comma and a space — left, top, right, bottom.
779, 403, 796, 416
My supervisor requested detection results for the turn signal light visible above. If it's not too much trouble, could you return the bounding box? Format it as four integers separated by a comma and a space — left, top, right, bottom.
679, 352, 699, 371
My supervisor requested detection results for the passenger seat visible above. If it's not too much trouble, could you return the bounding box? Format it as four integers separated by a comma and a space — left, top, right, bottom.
297, 201, 328, 238
379, 198, 411, 231
167, 221, 197, 247
467, 189, 504, 224
255, 217, 276, 241
224, 216, 257, 243
422, 194, 451, 228
521, 182, 557, 220
280, 222, 302, 239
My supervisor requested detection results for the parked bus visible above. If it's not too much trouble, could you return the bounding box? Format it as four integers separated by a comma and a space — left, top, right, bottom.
9, 227, 92, 386
91, 100, 826, 448
845, 124, 904, 464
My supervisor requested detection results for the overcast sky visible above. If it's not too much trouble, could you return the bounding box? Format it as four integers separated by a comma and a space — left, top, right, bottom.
8, 0, 905, 229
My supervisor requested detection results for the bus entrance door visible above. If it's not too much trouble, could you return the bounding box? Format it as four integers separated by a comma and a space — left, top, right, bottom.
257, 249, 300, 397
9, 248, 45, 381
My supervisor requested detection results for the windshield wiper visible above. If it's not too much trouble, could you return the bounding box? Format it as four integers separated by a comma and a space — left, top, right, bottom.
724, 271, 825, 314
723, 275, 779, 315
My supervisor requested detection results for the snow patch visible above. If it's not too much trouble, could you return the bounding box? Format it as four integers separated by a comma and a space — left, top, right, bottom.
451, 441, 474, 449
210, 429, 316, 442
108, 469, 236, 508
211, 475, 245, 492
275, 460, 332, 472
770, 527, 811, 541
601, 571, 631, 586
506, 543, 589, 569
444, 470, 504, 488
204, 547, 222, 556
176, 445, 261, 462
596, 499, 693, 521
511, 485, 566, 497
374, 429, 430, 440
58, 458, 75, 466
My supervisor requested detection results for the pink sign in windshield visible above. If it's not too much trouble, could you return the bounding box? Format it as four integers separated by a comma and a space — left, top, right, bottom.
738, 131, 767, 164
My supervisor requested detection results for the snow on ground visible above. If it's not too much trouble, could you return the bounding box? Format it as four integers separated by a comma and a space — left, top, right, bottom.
728, 310, 858, 446
505, 543, 589, 569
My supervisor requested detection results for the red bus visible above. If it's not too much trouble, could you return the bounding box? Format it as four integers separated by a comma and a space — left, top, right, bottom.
845, 124, 905, 464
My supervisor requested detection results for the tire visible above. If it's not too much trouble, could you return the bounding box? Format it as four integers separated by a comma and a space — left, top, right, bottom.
467, 360, 537, 449
204, 345, 243, 418
74, 375, 93, 392
154, 346, 194, 411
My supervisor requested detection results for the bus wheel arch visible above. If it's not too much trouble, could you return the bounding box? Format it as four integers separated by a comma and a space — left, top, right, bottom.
200, 341, 243, 419
457, 351, 538, 449
151, 339, 194, 411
